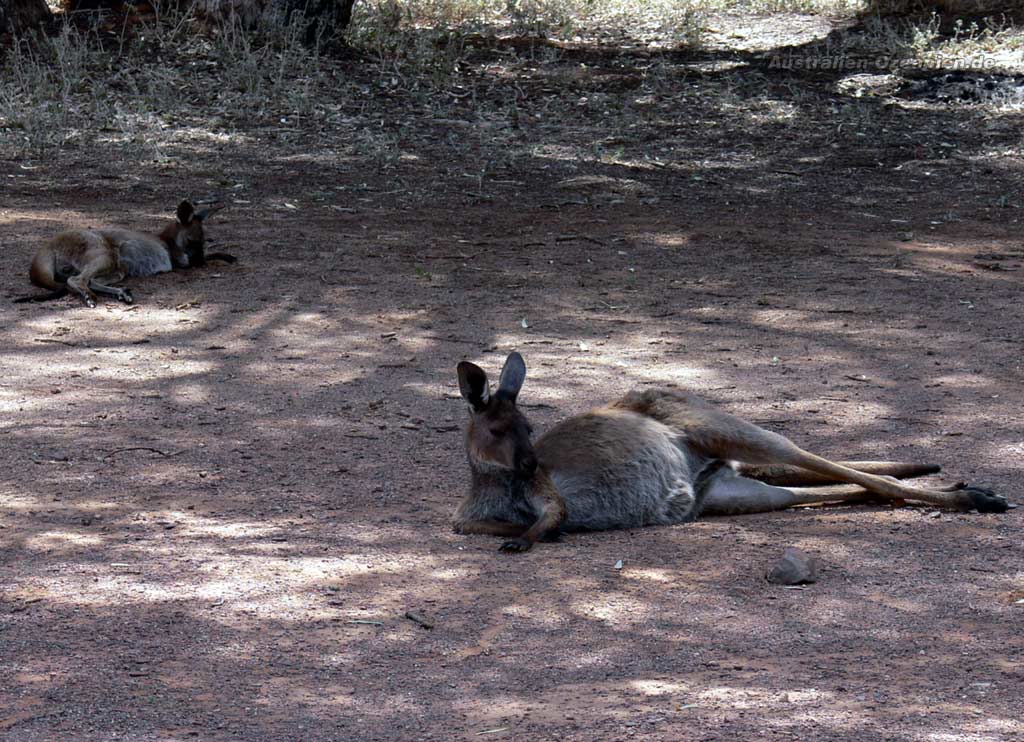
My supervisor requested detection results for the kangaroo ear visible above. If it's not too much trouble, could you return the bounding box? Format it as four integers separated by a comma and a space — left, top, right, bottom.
496, 352, 526, 403
176, 201, 195, 225
458, 361, 490, 411
194, 204, 224, 222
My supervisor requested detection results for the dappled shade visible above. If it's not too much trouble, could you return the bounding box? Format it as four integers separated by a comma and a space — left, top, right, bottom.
2, 2, 1023, 739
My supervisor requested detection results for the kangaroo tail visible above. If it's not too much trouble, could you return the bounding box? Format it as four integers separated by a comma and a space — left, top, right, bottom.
736, 461, 941, 487
13, 250, 70, 303
13, 287, 70, 303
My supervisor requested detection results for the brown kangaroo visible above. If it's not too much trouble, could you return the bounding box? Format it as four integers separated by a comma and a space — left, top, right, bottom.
13, 200, 234, 307
455, 352, 1009, 552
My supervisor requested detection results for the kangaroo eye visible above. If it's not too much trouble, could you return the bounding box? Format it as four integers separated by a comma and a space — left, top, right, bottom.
489, 428, 505, 438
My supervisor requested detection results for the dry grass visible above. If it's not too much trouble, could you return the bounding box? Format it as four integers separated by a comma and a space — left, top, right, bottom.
0, 0, 1021, 160
1, 5, 328, 155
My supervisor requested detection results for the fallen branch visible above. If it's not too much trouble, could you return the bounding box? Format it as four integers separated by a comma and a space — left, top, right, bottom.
404, 611, 434, 630
104, 447, 184, 460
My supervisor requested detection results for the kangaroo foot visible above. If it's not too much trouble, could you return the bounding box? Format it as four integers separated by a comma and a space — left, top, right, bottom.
962, 486, 1009, 513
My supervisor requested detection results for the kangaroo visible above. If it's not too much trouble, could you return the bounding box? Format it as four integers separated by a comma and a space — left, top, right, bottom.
455, 352, 1009, 552
13, 200, 234, 307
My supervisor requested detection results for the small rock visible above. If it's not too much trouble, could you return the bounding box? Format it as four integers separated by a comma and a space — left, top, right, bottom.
766, 547, 818, 585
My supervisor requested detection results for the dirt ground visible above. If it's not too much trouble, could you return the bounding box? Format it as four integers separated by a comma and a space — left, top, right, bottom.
2, 12, 1023, 742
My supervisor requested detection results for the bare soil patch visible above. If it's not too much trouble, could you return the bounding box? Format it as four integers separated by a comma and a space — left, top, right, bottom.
2, 11, 1022, 741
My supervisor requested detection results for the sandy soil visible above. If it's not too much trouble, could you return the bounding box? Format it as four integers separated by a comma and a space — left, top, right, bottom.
2, 14, 1023, 742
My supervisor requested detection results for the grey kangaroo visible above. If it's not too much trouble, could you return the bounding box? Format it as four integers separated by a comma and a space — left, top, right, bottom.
14, 200, 234, 307
455, 352, 1008, 552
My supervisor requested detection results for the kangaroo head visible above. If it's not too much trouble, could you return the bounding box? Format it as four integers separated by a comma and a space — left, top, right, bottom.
457, 352, 537, 477
168, 200, 224, 267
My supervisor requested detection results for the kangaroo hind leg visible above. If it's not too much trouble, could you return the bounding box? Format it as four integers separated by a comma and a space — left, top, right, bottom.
696, 413, 1005, 513
737, 461, 940, 486
697, 466, 874, 516
614, 388, 1006, 512
88, 269, 133, 304
68, 254, 128, 308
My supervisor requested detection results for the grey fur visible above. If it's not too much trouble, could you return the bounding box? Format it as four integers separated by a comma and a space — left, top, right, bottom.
454, 397, 717, 536
542, 411, 701, 530
454, 353, 1009, 552
107, 230, 176, 276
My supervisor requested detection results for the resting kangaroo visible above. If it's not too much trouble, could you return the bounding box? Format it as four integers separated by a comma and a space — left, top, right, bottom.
14, 200, 234, 307
455, 352, 1009, 552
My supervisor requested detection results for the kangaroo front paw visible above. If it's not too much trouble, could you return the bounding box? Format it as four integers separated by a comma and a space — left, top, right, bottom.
500, 538, 533, 553
962, 486, 1009, 513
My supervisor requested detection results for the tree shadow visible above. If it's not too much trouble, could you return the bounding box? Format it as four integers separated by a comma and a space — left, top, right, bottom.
2, 16, 1023, 737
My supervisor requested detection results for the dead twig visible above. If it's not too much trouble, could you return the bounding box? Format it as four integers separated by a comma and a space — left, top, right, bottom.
110, 563, 143, 574
103, 447, 184, 460
404, 611, 434, 630
11, 597, 43, 612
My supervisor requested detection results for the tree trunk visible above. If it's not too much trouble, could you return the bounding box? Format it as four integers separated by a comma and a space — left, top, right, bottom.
0, 0, 54, 35
286, 0, 357, 42
866, 0, 1023, 12
336, 0, 354, 30
197, 0, 357, 42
